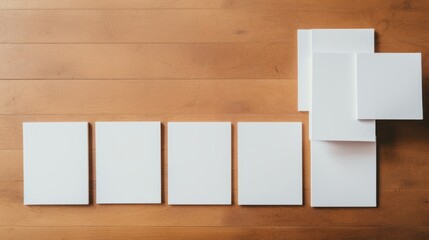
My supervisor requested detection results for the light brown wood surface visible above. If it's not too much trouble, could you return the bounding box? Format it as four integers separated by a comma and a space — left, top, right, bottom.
0, 1, 428, 239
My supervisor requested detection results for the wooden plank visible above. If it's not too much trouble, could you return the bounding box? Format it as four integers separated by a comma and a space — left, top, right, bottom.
0, 10, 298, 43
0, 43, 427, 80
1, 226, 428, 240
0, 183, 427, 227
0, 0, 428, 10
0, 80, 298, 115
0, 44, 292, 79
0, 0, 274, 9
296, 0, 429, 11
0, 9, 428, 43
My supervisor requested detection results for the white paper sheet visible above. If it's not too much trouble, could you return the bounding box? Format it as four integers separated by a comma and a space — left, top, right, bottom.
95, 122, 161, 204
297, 28, 374, 112
238, 122, 302, 205
311, 141, 377, 207
23, 122, 89, 205
311, 53, 375, 141
356, 53, 423, 120
168, 122, 231, 205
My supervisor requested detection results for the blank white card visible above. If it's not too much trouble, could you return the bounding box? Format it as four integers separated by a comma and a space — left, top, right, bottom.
96, 122, 161, 204
311, 141, 377, 207
356, 53, 423, 120
238, 122, 302, 205
168, 122, 231, 205
23, 122, 89, 205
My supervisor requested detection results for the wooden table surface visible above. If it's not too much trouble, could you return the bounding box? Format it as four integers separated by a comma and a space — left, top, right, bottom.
0, 0, 428, 239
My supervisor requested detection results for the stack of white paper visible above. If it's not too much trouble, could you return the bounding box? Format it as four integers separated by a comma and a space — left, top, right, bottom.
298, 28, 423, 207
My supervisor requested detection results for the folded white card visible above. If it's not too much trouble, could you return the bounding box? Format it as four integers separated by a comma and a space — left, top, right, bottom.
356, 53, 423, 120
238, 122, 302, 205
96, 122, 161, 204
23, 122, 89, 205
311, 141, 377, 207
297, 28, 374, 111
311, 53, 375, 141
168, 122, 231, 205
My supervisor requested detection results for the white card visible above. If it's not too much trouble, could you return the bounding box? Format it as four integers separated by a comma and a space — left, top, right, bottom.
311, 53, 375, 141
238, 122, 302, 205
23, 122, 89, 205
168, 122, 231, 205
356, 53, 423, 120
311, 141, 377, 207
95, 122, 161, 204
297, 28, 374, 111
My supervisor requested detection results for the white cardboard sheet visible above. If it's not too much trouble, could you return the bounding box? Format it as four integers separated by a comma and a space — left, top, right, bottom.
238, 122, 302, 205
23, 122, 89, 205
96, 122, 161, 204
168, 122, 231, 205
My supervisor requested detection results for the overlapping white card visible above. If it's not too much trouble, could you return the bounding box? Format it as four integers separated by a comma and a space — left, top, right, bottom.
311, 141, 377, 207
311, 53, 375, 141
238, 122, 302, 205
298, 29, 374, 111
95, 122, 161, 204
168, 122, 231, 205
356, 53, 423, 120
23, 122, 89, 205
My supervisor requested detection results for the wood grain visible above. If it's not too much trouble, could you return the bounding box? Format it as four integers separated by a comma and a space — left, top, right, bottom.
0, 43, 428, 80
0, 181, 427, 227
1, 0, 429, 10
0, 0, 428, 239
0, 9, 427, 43
0, 80, 298, 114
1, 227, 428, 240
0, 44, 291, 79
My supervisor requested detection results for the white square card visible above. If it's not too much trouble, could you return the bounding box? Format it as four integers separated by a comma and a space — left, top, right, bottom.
96, 122, 161, 204
168, 122, 231, 205
356, 53, 423, 120
311, 141, 377, 207
238, 122, 302, 205
23, 122, 89, 205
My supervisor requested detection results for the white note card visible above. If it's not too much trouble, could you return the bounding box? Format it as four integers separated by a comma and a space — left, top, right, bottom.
95, 122, 161, 204
311, 141, 377, 207
23, 122, 89, 205
356, 53, 423, 120
297, 28, 374, 111
311, 53, 375, 141
238, 122, 302, 205
168, 122, 231, 205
